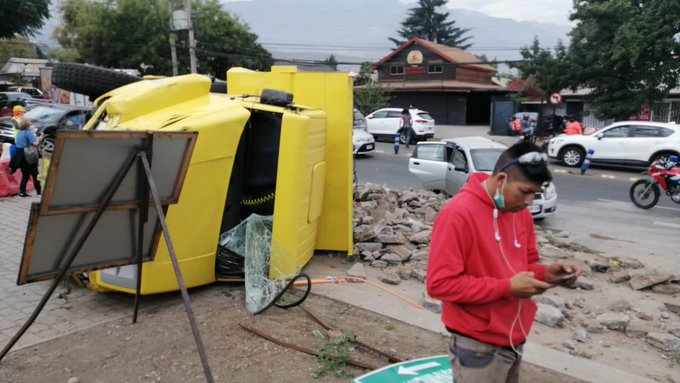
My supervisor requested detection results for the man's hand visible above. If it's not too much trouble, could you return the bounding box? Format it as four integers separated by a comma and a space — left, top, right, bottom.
545, 262, 582, 287
510, 271, 554, 298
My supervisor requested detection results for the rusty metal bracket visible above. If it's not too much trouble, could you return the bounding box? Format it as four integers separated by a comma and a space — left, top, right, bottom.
300, 306, 403, 364
238, 322, 379, 371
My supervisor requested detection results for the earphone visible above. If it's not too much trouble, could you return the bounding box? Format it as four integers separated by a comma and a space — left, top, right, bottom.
493, 208, 522, 249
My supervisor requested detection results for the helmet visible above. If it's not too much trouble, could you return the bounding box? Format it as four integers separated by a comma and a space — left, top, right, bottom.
13, 105, 25, 113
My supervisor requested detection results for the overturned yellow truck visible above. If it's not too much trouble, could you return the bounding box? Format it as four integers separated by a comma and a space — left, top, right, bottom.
81, 66, 354, 294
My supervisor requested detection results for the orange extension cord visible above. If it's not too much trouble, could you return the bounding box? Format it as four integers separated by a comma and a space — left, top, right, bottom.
293, 276, 427, 311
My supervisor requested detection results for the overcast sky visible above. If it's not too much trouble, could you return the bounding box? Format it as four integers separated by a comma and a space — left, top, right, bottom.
401, 0, 574, 26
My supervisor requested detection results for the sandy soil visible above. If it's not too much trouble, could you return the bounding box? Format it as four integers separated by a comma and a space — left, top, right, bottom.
0, 284, 582, 383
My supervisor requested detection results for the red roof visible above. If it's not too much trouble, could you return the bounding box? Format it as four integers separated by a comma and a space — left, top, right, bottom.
374, 37, 496, 73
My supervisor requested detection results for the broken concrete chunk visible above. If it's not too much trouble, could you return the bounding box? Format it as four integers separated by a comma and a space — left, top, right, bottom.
412, 269, 427, 283
608, 299, 632, 313
535, 304, 565, 327
379, 271, 401, 285
381, 253, 403, 266
422, 293, 442, 314
345, 263, 366, 280
580, 318, 605, 333
411, 249, 429, 261
386, 245, 413, 262
653, 284, 680, 295
371, 260, 388, 269
408, 230, 432, 244
354, 224, 383, 242
394, 266, 414, 280
375, 233, 407, 244
646, 332, 680, 352
625, 322, 659, 339
534, 294, 567, 309
355, 242, 383, 253
664, 299, 680, 315
609, 270, 631, 284
629, 273, 673, 290
613, 256, 644, 269
573, 329, 588, 343
575, 277, 595, 290
596, 312, 630, 331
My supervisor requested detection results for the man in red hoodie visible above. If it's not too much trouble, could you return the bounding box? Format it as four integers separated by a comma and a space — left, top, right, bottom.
427, 141, 581, 383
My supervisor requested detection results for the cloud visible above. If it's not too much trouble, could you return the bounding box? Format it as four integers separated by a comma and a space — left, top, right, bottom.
400, 0, 573, 26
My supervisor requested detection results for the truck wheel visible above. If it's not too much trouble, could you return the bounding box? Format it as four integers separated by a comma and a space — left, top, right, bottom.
52, 63, 141, 100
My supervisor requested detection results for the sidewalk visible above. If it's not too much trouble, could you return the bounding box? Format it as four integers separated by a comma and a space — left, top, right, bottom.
0, 197, 135, 350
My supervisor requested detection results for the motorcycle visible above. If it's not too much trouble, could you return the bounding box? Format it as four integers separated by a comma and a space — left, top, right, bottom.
629, 156, 680, 209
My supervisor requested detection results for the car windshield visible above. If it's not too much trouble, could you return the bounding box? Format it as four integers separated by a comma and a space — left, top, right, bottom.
470, 148, 505, 171
24, 106, 64, 123
353, 110, 365, 122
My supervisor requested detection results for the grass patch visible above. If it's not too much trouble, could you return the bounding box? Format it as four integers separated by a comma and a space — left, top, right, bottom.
665, 351, 680, 369
314, 330, 356, 379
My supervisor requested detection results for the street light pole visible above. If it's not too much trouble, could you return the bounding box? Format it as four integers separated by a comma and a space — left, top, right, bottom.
186, 0, 197, 74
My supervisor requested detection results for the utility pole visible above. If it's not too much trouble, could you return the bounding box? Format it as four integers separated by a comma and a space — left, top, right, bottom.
169, 33, 178, 76
168, 0, 178, 76
186, 0, 197, 74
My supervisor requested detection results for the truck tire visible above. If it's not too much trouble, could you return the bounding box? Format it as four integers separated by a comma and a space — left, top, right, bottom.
52, 63, 141, 100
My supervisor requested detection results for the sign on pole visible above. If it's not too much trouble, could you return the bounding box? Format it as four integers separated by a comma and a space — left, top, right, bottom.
353, 355, 452, 383
549, 93, 562, 105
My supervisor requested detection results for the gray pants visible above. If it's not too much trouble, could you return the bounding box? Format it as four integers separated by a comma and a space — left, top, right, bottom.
449, 332, 523, 383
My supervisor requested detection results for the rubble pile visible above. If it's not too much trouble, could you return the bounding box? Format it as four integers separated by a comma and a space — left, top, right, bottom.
351, 184, 680, 358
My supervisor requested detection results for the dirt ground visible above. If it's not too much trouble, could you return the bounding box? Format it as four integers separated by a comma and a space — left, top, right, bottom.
0, 284, 582, 383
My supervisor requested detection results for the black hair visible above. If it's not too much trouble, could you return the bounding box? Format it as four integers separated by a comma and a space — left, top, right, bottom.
402, 108, 409, 114
493, 141, 552, 185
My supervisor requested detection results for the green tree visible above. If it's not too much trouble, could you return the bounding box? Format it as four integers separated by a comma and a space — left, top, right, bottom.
567, 0, 680, 120
354, 83, 390, 116
0, 0, 50, 39
54, 0, 272, 78
0, 36, 40, 65
322, 54, 338, 71
511, 37, 571, 102
390, 0, 472, 49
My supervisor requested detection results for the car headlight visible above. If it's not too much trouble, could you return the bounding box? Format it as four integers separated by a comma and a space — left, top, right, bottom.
543, 182, 557, 200
550, 138, 564, 145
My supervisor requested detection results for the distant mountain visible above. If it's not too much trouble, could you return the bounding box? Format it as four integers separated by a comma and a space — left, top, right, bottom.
222, 0, 571, 68
35, 0, 571, 72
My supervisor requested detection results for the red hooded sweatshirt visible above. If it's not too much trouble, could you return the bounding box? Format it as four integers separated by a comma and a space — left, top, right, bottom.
426, 172, 546, 347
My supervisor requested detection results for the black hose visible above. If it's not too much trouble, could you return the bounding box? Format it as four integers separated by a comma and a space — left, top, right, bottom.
252, 273, 312, 315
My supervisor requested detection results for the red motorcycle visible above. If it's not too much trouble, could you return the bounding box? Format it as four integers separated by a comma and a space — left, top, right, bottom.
629, 156, 680, 209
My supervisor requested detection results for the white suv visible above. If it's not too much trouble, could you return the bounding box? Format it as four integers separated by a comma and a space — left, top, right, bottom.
548, 121, 680, 167
365, 107, 435, 144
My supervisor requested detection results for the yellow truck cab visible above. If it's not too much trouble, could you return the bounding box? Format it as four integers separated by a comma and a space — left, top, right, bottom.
83, 67, 354, 295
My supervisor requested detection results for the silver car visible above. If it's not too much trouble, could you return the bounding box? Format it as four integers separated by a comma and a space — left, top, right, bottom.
408, 136, 557, 219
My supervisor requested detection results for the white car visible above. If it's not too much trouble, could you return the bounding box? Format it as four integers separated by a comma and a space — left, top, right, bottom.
408, 136, 558, 219
365, 107, 435, 144
352, 109, 375, 155
548, 121, 680, 167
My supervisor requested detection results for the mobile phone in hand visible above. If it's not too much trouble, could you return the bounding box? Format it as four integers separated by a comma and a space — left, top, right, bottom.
545, 273, 576, 285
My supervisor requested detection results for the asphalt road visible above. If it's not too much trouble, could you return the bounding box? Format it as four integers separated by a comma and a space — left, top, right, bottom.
355, 139, 680, 274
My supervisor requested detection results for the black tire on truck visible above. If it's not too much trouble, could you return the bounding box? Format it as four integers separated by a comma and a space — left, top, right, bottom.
52, 63, 141, 100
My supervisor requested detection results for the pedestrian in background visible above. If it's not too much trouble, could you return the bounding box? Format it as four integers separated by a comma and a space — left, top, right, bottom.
427, 142, 581, 383
10, 119, 42, 198
399, 108, 413, 149
564, 116, 583, 135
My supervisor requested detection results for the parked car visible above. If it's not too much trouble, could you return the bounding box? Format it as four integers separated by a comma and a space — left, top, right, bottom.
9, 86, 50, 100
3, 104, 90, 155
547, 121, 680, 167
409, 136, 557, 219
365, 107, 435, 144
0, 92, 32, 110
352, 109, 375, 155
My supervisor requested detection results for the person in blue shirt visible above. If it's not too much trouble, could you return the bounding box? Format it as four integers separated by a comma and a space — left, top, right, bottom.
10, 119, 42, 197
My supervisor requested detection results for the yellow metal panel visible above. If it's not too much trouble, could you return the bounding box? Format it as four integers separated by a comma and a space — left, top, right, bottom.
308, 162, 326, 223
228, 67, 353, 255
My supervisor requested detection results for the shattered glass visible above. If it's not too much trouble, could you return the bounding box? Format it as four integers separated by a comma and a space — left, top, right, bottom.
215, 218, 249, 276
242, 214, 300, 314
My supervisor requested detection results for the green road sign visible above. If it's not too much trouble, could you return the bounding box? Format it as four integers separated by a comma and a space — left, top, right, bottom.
353, 355, 452, 383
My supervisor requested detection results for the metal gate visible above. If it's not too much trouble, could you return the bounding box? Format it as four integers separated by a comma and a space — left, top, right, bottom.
490, 101, 516, 135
